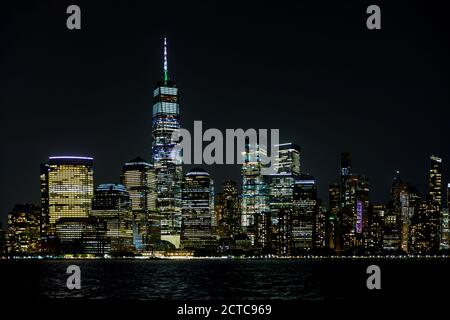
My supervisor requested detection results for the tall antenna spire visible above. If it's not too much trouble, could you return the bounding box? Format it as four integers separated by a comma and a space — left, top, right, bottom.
163, 36, 169, 82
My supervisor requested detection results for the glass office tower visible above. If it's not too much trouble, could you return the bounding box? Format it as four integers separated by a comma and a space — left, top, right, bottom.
40, 156, 94, 240
91, 184, 134, 253
241, 143, 270, 248
121, 157, 157, 251
181, 168, 215, 250
151, 37, 183, 248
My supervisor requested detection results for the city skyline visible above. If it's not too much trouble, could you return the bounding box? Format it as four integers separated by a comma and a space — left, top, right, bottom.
1, 34, 448, 256
1, 1, 449, 229
1, 2, 450, 312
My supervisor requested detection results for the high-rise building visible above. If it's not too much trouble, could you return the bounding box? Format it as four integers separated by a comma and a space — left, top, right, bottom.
447, 183, 450, 208
267, 143, 301, 256
0, 224, 6, 257
313, 203, 327, 249
326, 183, 340, 249
338, 173, 369, 251
241, 143, 270, 249
151, 37, 183, 248
292, 175, 318, 253
91, 184, 134, 253
55, 217, 108, 255
181, 168, 215, 250
215, 180, 241, 238
273, 143, 301, 176
441, 207, 449, 250
414, 155, 443, 253
40, 156, 94, 244
365, 204, 384, 254
121, 157, 157, 251
387, 172, 421, 253
269, 172, 294, 255
7, 204, 41, 255
410, 201, 440, 254
441, 183, 450, 250
427, 155, 443, 210
339, 152, 351, 209
336, 152, 351, 252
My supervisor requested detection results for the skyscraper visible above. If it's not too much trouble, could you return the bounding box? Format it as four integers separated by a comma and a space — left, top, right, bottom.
327, 183, 340, 249
181, 168, 215, 251
55, 217, 108, 256
268, 143, 301, 256
152, 37, 183, 248
121, 157, 157, 251
441, 183, 450, 250
427, 155, 443, 210
339, 152, 351, 209
418, 155, 443, 252
241, 143, 270, 249
0, 225, 6, 257
215, 180, 241, 238
273, 143, 301, 176
386, 172, 421, 253
91, 184, 134, 253
365, 204, 384, 254
292, 175, 318, 253
335, 153, 370, 252
7, 204, 41, 255
409, 156, 444, 254
40, 156, 94, 242
447, 183, 450, 208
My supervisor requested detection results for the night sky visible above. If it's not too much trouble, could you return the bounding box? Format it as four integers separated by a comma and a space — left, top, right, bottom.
1, 0, 449, 226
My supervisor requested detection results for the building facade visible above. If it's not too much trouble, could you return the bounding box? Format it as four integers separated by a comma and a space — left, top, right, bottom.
121, 157, 157, 251
152, 37, 183, 248
40, 156, 94, 251
181, 168, 215, 251
7, 204, 41, 255
91, 184, 134, 254
241, 143, 270, 249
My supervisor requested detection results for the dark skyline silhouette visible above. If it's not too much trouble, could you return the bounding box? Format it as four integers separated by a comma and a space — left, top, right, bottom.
1, 0, 449, 226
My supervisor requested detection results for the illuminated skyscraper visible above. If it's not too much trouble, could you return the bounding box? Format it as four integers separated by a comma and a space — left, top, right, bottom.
121, 157, 157, 251
384, 172, 420, 253
241, 143, 270, 249
413, 155, 443, 253
427, 155, 443, 210
335, 152, 351, 252
339, 152, 351, 209
273, 143, 301, 176
40, 156, 94, 241
326, 183, 340, 249
441, 207, 449, 250
55, 217, 108, 255
181, 168, 215, 250
215, 180, 241, 238
152, 37, 183, 248
442, 183, 450, 249
410, 156, 443, 254
0, 225, 6, 257
268, 143, 301, 255
447, 183, 450, 208
365, 204, 384, 254
7, 204, 41, 255
292, 175, 317, 252
335, 153, 370, 252
410, 201, 440, 254
91, 184, 134, 253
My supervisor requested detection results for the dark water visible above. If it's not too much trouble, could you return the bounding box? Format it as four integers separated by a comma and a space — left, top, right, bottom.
0, 258, 448, 303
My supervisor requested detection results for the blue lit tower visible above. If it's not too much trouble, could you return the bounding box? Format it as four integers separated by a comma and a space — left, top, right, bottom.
152, 37, 183, 248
